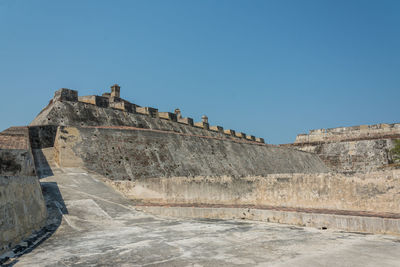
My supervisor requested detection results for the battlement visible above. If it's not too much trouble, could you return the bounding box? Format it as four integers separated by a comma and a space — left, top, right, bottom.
295, 123, 400, 144
50, 86, 265, 144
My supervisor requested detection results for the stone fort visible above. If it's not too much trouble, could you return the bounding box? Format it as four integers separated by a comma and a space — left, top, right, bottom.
1, 85, 399, 265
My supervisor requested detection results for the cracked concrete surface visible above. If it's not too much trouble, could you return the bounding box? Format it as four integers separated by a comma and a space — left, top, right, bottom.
7, 168, 400, 267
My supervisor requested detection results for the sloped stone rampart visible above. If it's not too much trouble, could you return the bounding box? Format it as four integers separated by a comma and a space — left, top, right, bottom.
0, 127, 47, 255
289, 139, 397, 173
284, 123, 400, 173
30, 94, 264, 143
295, 123, 400, 143
53, 126, 329, 180
0, 176, 47, 254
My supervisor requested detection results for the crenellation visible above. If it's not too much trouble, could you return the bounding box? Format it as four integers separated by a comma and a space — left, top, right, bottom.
246, 135, 256, 141
296, 122, 400, 143
159, 112, 178, 122
109, 101, 135, 113
54, 88, 78, 102
78, 95, 109, 108
194, 121, 209, 130
235, 132, 246, 138
224, 129, 236, 136
136, 106, 159, 118
40, 85, 266, 144
177, 117, 194, 126
255, 137, 265, 143
209, 126, 224, 133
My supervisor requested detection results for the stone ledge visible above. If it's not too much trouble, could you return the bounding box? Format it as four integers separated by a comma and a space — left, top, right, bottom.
135, 205, 400, 235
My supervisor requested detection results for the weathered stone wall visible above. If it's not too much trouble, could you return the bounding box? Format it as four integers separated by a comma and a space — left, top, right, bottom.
53, 126, 329, 180
295, 123, 400, 143
110, 170, 400, 214
29, 125, 58, 149
30, 88, 265, 144
0, 127, 36, 176
285, 123, 400, 173
0, 150, 36, 177
0, 127, 47, 254
0, 175, 47, 254
289, 139, 397, 173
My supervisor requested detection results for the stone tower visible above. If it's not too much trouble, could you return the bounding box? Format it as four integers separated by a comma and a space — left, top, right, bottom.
111, 84, 120, 98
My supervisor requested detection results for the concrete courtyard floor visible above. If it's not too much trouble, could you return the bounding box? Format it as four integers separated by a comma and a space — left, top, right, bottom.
7, 168, 400, 267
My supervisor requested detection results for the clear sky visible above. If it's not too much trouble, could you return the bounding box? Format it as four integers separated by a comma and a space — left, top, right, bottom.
0, 0, 399, 144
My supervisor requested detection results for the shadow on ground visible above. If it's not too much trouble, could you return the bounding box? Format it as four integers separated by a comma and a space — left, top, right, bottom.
0, 182, 67, 266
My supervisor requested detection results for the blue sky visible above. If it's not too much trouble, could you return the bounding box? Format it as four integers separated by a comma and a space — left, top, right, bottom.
0, 0, 399, 144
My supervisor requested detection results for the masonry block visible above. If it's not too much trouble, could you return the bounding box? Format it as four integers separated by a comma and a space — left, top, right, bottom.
54, 88, 78, 102
136, 107, 159, 118
246, 135, 256, 141
96, 96, 110, 108
159, 112, 178, 122
255, 137, 265, 144
109, 96, 122, 103
194, 122, 209, 130
224, 129, 236, 136
178, 117, 194, 126
109, 101, 135, 113
210, 126, 224, 133
79, 96, 109, 108
235, 132, 246, 138
78, 95, 96, 105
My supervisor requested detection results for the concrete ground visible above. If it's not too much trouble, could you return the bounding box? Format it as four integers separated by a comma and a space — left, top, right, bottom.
5, 168, 400, 267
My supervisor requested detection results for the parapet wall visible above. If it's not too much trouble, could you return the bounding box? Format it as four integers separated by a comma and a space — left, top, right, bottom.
31, 88, 265, 144
0, 175, 47, 254
0, 127, 36, 176
0, 128, 47, 255
286, 123, 400, 173
295, 123, 400, 144
53, 126, 328, 180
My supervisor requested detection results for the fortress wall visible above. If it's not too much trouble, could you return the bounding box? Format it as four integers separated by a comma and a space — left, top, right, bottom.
0, 128, 47, 254
295, 123, 400, 143
291, 139, 396, 173
0, 175, 47, 254
288, 123, 400, 173
0, 127, 36, 176
30, 88, 265, 144
31, 100, 233, 139
53, 126, 328, 181
117, 170, 400, 214
29, 125, 58, 149
0, 150, 36, 177
52, 126, 400, 216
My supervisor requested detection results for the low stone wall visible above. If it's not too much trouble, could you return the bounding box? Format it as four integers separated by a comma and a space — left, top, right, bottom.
136, 206, 400, 235
107, 170, 400, 214
53, 126, 329, 180
0, 176, 47, 254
